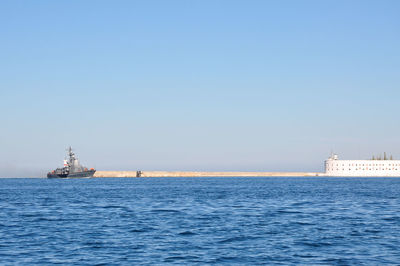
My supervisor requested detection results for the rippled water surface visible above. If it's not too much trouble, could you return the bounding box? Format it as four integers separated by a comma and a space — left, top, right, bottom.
1, 177, 400, 265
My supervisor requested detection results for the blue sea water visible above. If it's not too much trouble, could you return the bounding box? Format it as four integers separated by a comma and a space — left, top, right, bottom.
1, 177, 400, 265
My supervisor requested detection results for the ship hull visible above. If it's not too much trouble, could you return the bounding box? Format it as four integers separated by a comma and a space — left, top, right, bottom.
47, 170, 96, 179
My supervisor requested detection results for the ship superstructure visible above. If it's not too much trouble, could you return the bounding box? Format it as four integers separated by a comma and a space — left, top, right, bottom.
325, 153, 400, 177
47, 147, 96, 178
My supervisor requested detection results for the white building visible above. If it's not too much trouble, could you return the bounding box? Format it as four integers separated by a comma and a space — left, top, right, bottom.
325, 154, 400, 177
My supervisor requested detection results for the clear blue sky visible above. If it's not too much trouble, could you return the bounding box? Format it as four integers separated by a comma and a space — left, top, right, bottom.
1, 0, 399, 177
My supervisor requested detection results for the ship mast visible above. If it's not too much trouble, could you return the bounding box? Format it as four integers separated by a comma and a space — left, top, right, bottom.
67, 146, 75, 167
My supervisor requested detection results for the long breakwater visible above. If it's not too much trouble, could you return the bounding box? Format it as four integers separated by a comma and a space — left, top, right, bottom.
94, 171, 322, 178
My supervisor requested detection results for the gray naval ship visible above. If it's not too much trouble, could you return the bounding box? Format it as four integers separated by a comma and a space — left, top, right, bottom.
47, 147, 96, 178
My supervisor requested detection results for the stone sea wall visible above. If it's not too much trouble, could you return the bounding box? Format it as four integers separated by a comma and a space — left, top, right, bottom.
94, 171, 322, 178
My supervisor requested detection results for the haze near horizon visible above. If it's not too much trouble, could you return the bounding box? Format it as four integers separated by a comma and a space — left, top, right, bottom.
1, 0, 399, 177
